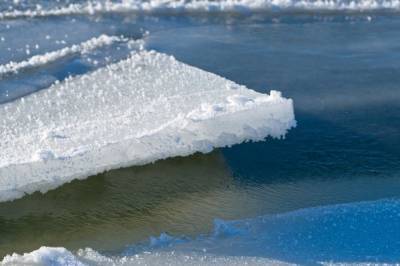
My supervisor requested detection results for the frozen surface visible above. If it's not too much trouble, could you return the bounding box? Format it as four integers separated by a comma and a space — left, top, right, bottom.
0, 0, 400, 19
0, 34, 131, 76
2, 247, 82, 266
2, 247, 293, 266
3, 198, 400, 265
0, 50, 295, 202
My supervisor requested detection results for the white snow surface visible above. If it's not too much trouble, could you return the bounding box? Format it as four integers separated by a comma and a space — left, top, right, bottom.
0, 50, 295, 202
0, 0, 399, 19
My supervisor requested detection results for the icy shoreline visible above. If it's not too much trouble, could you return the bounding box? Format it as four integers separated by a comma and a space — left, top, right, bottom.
0, 50, 295, 202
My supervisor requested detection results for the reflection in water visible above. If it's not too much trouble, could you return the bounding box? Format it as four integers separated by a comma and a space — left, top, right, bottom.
2, 147, 400, 258
0, 152, 234, 257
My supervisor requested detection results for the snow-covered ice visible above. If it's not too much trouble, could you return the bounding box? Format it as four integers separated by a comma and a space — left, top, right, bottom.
2, 247, 83, 266
2, 246, 293, 266
0, 34, 140, 76
1, 0, 400, 19
0, 50, 295, 202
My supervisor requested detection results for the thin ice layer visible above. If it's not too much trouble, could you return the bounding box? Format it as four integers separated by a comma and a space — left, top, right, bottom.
0, 50, 295, 202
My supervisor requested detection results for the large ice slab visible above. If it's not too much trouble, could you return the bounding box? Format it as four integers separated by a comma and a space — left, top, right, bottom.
0, 50, 295, 202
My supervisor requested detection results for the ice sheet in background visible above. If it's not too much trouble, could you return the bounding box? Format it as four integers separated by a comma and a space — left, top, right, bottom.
1, 0, 400, 19
0, 50, 295, 202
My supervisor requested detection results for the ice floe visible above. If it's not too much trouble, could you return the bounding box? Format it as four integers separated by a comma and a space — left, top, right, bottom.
0, 50, 295, 202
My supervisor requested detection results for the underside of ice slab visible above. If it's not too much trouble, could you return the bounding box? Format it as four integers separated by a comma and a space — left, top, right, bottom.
0, 50, 295, 202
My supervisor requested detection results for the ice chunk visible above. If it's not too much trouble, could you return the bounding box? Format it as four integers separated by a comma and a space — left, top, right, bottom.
2, 247, 84, 266
0, 50, 295, 202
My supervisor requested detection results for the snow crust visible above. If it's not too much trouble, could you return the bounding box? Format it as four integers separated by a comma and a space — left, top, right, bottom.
0, 50, 295, 202
0, 0, 399, 19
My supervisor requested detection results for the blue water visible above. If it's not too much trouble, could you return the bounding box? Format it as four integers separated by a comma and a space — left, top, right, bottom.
1, 2, 400, 263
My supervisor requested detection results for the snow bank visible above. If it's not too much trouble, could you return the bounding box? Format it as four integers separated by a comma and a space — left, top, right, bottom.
0, 0, 399, 19
0, 50, 295, 202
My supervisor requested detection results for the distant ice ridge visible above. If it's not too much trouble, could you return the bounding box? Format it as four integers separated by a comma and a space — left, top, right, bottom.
0, 0, 399, 19
0, 50, 295, 202
0, 34, 143, 77
3, 198, 400, 265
